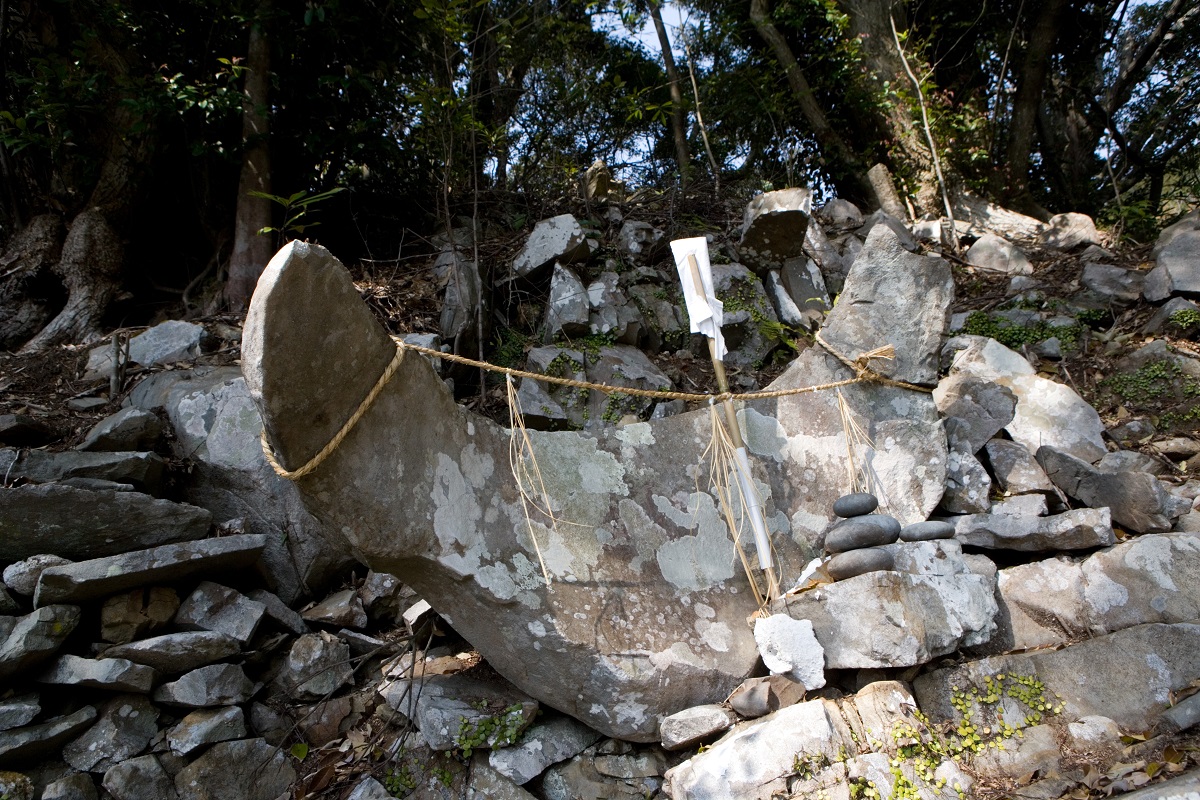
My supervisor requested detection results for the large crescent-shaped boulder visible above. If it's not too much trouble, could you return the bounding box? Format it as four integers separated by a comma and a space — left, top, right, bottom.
241, 241, 948, 741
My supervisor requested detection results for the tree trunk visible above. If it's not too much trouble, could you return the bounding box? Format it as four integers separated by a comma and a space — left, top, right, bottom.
0, 214, 64, 350
749, 0, 873, 203
648, 0, 691, 188
998, 0, 1068, 213
224, 0, 274, 310
20, 209, 123, 351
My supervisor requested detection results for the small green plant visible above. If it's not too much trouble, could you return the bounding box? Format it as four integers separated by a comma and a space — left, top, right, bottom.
249, 186, 345, 244
1169, 308, 1200, 330
453, 704, 527, 759
960, 311, 1086, 351
792, 751, 829, 779
384, 763, 417, 795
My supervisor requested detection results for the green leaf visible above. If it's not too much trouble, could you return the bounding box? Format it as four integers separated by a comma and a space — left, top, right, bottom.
290, 742, 309, 760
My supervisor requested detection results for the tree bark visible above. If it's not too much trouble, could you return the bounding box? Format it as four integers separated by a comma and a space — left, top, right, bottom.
648, 0, 690, 188
749, 0, 872, 202
999, 0, 1068, 212
0, 214, 63, 350
224, 0, 274, 310
20, 208, 123, 351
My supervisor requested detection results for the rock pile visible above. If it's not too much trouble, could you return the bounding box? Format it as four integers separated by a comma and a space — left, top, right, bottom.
3, 191, 1200, 799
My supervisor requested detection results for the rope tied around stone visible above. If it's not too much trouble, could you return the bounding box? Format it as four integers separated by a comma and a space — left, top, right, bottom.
261, 334, 932, 480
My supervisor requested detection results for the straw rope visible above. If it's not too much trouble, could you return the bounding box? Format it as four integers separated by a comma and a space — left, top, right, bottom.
261, 333, 932, 480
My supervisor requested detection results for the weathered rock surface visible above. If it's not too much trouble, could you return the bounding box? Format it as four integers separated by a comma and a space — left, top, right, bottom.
933, 373, 1016, 453
37, 655, 156, 693
384, 670, 538, 751
158, 367, 350, 603
164, 706, 246, 756
658, 705, 738, 751
915, 622, 1200, 732
710, 263, 780, 372
175, 581, 266, 646
0, 605, 81, 680
943, 335, 1107, 462
63, 695, 159, 772
1145, 229, 1200, 301
941, 417, 992, 513
273, 631, 353, 701
1038, 212, 1102, 250
950, 507, 1114, 550
242, 241, 948, 740
1036, 445, 1189, 533
818, 224, 953, 385
0, 694, 40, 732
153, 663, 254, 707
2, 554, 71, 596
753, 615, 825, 689
42, 772, 99, 800
0, 707, 97, 768
102, 631, 241, 675
174, 738, 295, 800
100, 587, 178, 644
771, 566, 997, 669
512, 214, 588, 277
488, 713, 602, 784
984, 439, 1057, 496
543, 264, 589, 341
737, 188, 812, 273
34, 535, 266, 607
102, 754, 175, 800
1082, 263, 1144, 302
965, 233, 1032, 275
1, 485, 212, 562
7, 450, 165, 493
77, 408, 162, 452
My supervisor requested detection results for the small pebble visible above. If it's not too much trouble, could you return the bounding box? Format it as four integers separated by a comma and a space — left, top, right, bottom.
899, 520, 956, 542
824, 515, 900, 554
826, 548, 894, 581
832, 492, 879, 518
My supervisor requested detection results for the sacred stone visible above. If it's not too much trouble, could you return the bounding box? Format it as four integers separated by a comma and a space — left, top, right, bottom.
242, 241, 949, 741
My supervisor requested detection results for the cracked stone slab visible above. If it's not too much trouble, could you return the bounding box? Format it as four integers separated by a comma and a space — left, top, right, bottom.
0, 604, 81, 681
242, 241, 949, 741
1, 484, 212, 562
950, 507, 1114, 551
34, 535, 266, 607
0, 706, 97, 768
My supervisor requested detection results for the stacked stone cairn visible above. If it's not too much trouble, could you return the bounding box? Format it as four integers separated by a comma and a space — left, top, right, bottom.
823, 492, 956, 580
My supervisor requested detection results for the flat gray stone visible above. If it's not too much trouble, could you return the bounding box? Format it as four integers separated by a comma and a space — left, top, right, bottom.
1, 484, 211, 562
153, 663, 254, 707
984, 439, 1057, 496
1153, 208, 1200, 257
819, 224, 953, 385
174, 738, 295, 800
819, 198, 863, 229
0, 693, 40, 732
242, 241, 948, 741
2, 554, 71, 597
951, 507, 1114, 551
77, 408, 162, 452
0, 605, 81, 681
1082, 263, 1144, 302
543, 264, 590, 341
943, 336, 1107, 463
586, 272, 642, 345
164, 706, 246, 756
941, 417, 992, 514
658, 705, 738, 751
1145, 229, 1200, 301
100, 586, 178, 644
273, 631, 353, 701
753, 614, 825, 689
37, 655, 156, 693
0, 707, 97, 768
771, 568, 997, 668
512, 214, 588, 277
933, 373, 1017, 453
247, 588, 308, 635
42, 772, 99, 800
488, 713, 602, 784
915, 622, 1200, 733
738, 188, 812, 273
63, 695, 159, 772
381, 670, 538, 752
175, 581, 266, 646
34, 535, 266, 607
824, 517, 900, 553
101, 755, 175, 800
301, 588, 367, 629
102, 631, 241, 675
8, 450, 164, 495
711, 263, 780, 373
1143, 296, 1200, 336
1081, 532, 1200, 635
346, 776, 392, 800
899, 520, 954, 541
825, 548, 894, 580
1037, 445, 1189, 534
130, 320, 205, 366
832, 493, 878, 518
965, 233, 1032, 275
1038, 212, 1101, 250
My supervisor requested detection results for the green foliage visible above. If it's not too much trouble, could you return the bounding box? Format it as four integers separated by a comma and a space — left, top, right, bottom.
1169, 309, 1200, 330
383, 762, 417, 795
960, 311, 1086, 351
453, 704, 527, 759
249, 187, 346, 242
